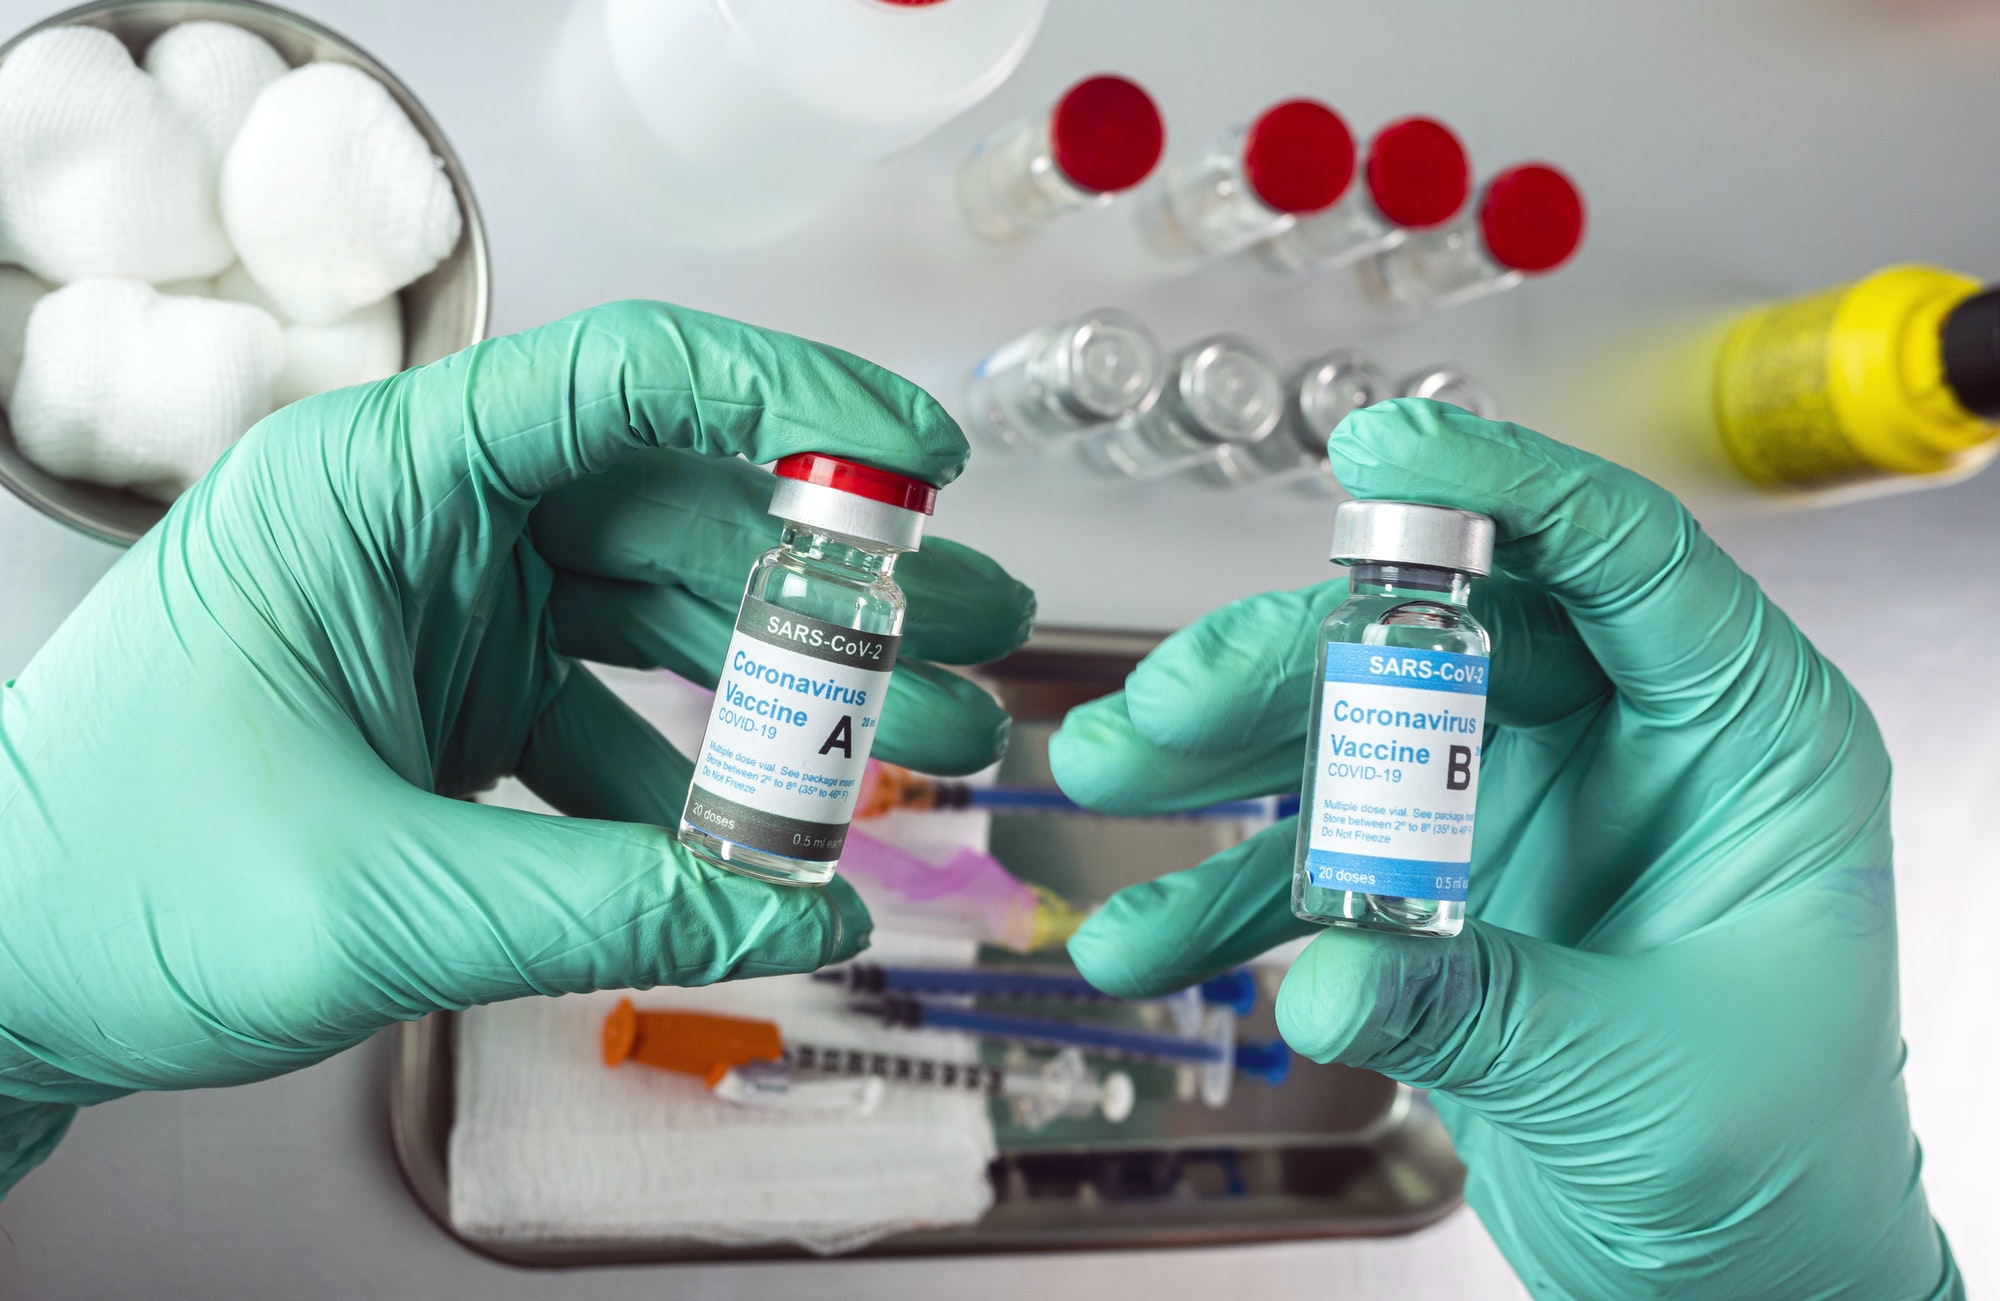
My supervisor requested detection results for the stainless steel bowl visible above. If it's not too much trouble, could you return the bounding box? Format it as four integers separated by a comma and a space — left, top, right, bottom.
0, 0, 490, 546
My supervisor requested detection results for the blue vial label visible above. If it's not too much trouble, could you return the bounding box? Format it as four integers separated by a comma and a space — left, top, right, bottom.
1303, 643, 1487, 902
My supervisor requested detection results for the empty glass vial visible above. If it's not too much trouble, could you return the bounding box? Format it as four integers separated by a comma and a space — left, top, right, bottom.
957, 74, 1166, 243
1293, 500, 1494, 938
1256, 117, 1470, 275
1396, 364, 1498, 419
1208, 349, 1389, 491
1081, 335, 1284, 479
1134, 99, 1354, 264
965, 309, 1164, 453
679, 454, 935, 887
1361, 163, 1585, 313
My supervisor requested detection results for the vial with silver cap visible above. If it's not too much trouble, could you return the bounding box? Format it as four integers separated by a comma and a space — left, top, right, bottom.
1081, 335, 1284, 479
1395, 365, 1498, 420
1209, 349, 1390, 491
1293, 499, 1494, 937
964, 309, 1164, 453
1361, 163, 1586, 313
679, 454, 936, 887
956, 74, 1166, 243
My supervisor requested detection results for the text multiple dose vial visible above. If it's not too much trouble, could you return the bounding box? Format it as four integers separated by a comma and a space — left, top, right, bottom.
1293, 500, 1495, 938
957, 75, 1165, 243
679, 454, 936, 888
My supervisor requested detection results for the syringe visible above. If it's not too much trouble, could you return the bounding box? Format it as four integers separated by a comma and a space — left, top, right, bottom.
815, 963, 1259, 1020
858, 760, 1300, 824
726, 1043, 1135, 1129
851, 996, 1291, 1108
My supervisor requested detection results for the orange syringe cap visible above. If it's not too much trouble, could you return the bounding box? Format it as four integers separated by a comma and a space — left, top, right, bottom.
601, 997, 784, 1087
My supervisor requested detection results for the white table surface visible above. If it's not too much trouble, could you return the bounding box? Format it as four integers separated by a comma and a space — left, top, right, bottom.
3, 0, 1997, 1295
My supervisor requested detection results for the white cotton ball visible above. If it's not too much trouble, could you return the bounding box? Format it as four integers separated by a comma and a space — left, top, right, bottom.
0, 27, 234, 284
143, 22, 288, 173
221, 63, 462, 324
10, 279, 282, 502
0, 265, 54, 404
213, 263, 404, 405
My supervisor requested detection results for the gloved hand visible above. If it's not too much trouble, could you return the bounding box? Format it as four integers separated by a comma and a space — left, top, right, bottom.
1055, 399, 1960, 1298
0, 301, 1033, 1193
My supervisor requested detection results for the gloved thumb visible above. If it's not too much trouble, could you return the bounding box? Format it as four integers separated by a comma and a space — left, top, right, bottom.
359, 789, 872, 1014
1276, 920, 1609, 1105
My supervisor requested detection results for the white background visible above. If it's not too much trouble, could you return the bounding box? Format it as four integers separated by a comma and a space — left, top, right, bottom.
3, 0, 1998, 1295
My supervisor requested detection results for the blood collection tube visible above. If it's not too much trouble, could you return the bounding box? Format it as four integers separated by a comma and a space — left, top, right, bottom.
964, 309, 1164, 453
1081, 335, 1284, 480
1134, 99, 1355, 264
1256, 117, 1471, 275
956, 74, 1166, 243
1361, 163, 1586, 312
1209, 349, 1390, 491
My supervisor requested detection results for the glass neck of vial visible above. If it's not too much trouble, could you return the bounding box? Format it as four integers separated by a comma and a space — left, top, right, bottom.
779, 523, 899, 580
1347, 561, 1471, 605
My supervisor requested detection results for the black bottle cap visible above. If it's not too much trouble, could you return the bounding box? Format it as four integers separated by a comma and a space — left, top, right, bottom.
1941, 287, 2000, 419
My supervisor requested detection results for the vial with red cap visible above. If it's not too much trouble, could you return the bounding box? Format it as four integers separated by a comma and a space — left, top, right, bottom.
1134, 99, 1356, 264
679, 454, 937, 887
956, 74, 1166, 243
1255, 117, 1471, 275
1362, 163, 1587, 312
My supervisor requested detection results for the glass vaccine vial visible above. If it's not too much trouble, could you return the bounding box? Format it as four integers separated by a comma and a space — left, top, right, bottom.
1293, 500, 1495, 937
1134, 99, 1355, 264
1080, 335, 1284, 479
964, 309, 1165, 453
1208, 349, 1390, 491
1396, 364, 1498, 420
1255, 117, 1471, 275
956, 74, 1166, 243
679, 454, 935, 887
1361, 163, 1585, 313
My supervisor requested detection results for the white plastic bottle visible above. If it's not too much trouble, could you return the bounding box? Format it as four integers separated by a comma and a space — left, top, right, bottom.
554, 0, 1049, 246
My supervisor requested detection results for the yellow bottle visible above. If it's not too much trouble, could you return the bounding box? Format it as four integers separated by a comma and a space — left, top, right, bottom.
1713, 266, 2000, 491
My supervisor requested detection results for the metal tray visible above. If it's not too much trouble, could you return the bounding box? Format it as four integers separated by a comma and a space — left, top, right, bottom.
388, 628, 1465, 1264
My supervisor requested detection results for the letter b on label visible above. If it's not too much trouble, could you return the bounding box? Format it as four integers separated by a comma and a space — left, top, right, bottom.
1447, 745, 1472, 791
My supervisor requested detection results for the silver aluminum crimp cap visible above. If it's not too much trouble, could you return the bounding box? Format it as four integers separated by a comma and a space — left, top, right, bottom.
1329, 499, 1494, 576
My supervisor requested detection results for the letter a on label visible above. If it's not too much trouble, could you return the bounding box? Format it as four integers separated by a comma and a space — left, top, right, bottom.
819, 715, 854, 758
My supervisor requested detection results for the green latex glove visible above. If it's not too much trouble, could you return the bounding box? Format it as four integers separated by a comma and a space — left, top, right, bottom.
1055, 400, 1960, 1298
0, 301, 1033, 1194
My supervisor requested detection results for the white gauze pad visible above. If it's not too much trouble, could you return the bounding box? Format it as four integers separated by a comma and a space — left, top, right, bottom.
213, 263, 405, 406
10, 279, 282, 502
144, 21, 288, 174
0, 265, 54, 404
222, 63, 462, 324
0, 26, 234, 284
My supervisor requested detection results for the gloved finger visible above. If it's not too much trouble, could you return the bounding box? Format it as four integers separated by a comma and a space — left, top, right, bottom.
1067, 819, 1314, 997
1048, 689, 1303, 814
547, 571, 1013, 776
1331, 399, 1783, 718
370, 787, 873, 1007
535, 450, 1035, 666
395, 299, 967, 504
515, 658, 693, 821
1274, 918, 1604, 1094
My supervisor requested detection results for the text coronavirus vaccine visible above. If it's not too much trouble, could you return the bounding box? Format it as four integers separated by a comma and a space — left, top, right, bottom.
1292, 498, 1495, 937
679, 454, 937, 888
